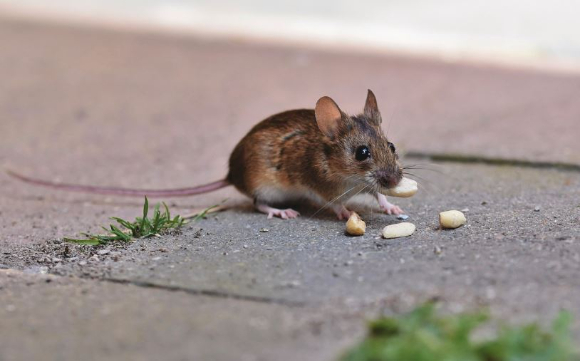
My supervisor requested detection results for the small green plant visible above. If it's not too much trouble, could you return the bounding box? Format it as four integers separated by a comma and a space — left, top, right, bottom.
65, 197, 187, 245
341, 303, 577, 361
191, 202, 221, 221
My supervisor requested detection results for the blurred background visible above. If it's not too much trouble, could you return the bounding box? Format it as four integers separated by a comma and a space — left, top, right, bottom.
1, 0, 580, 69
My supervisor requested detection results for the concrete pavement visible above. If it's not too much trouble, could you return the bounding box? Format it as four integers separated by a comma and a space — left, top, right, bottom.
1, 18, 580, 361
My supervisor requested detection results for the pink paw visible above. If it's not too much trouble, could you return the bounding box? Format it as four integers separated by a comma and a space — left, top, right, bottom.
256, 204, 300, 219
381, 203, 404, 215
332, 205, 352, 220
377, 193, 404, 215
267, 208, 300, 220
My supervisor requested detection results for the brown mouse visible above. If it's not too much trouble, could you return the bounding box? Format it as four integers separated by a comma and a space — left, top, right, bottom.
8, 90, 404, 219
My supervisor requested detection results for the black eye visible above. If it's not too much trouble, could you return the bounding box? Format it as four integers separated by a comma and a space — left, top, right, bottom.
355, 146, 370, 161
388, 142, 396, 153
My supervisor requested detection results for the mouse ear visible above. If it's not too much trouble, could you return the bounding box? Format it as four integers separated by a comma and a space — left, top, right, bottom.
364, 89, 382, 125
315, 96, 343, 139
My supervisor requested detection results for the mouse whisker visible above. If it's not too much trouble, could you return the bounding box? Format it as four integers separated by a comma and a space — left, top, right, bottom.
402, 171, 441, 195
347, 182, 373, 202
310, 179, 375, 220
402, 164, 446, 175
402, 171, 428, 184
341, 173, 363, 184
309, 183, 361, 219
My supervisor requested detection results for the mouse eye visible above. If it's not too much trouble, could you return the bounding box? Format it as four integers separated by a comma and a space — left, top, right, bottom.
388, 142, 396, 154
355, 146, 371, 161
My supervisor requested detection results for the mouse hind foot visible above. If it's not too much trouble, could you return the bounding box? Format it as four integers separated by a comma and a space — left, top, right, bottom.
256, 203, 300, 219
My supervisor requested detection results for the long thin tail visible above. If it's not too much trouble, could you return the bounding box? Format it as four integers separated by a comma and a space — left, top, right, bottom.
6, 169, 230, 197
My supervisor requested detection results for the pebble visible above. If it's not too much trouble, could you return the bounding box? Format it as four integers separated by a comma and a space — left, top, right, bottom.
397, 214, 409, 220
534, 206, 541, 212
259, 228, 269, 232
97, 249, 110, 255
78, 260, 87, 266
434, 246, 442, 255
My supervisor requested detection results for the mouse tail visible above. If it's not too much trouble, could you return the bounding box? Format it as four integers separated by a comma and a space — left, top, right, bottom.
6, 169, 231, 197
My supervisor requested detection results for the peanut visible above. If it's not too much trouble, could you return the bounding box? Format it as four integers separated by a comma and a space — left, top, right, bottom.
381, 222, 416, 239
439, 210, 466, 229
385, 177, 418, 198
346, 212, 366, 236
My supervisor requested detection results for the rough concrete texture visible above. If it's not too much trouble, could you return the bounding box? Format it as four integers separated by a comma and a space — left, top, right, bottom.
1, 18, 580, 361
2, 162, 580, 360
0, 270, 358, 361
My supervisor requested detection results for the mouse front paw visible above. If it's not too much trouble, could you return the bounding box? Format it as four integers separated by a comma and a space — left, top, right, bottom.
331, 204, 352, 220
377, 193, 404, 215
381, 203, 404, 215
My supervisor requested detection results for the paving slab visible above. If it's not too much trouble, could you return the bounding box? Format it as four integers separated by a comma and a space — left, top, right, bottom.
3, 163, 580, 322
55, 164, 580, 311
0, 269, 360, 361
2, 162, 580, 360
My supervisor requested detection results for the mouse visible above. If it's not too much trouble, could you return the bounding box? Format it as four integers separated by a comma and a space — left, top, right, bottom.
8, 89, 405, 220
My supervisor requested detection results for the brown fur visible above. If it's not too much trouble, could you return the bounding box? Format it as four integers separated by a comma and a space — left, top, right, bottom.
227, 90, 402, 207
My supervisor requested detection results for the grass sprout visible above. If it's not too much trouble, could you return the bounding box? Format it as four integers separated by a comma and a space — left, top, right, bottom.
190, 203, 221, 221
64, 197, 187, 246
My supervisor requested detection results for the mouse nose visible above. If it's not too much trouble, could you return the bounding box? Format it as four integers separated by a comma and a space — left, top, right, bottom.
375, 169, 402, 189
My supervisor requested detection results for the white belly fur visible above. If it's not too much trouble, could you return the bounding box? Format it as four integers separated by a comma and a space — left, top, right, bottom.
254, 185, 326, 206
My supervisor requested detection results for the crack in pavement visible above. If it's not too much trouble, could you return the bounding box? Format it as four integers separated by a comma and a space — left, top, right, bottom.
1, 265, 306, 307
101, 276, 306, 307
406, 152, 580, 172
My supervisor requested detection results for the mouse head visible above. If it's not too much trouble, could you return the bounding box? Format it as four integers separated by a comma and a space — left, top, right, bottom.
314, 90, 402, 192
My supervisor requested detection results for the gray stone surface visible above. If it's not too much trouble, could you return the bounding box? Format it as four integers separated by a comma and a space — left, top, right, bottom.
41, 163, 580, 312
1, 18, 580, 361
2, 163, 580, 360
0, 270, 359, 361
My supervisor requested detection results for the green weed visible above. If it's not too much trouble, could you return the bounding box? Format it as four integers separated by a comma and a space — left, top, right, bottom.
341, 303, 577, 361
64, 197, 187, 246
